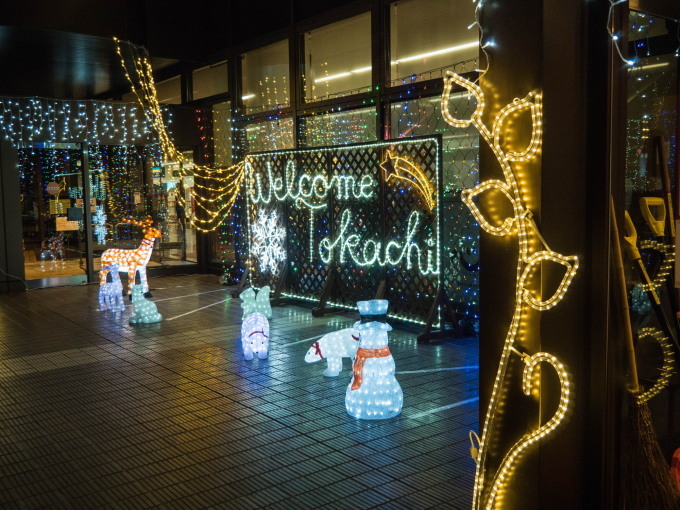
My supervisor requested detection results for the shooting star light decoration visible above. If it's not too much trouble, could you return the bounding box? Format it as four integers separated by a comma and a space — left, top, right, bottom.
380, 150, 436, 212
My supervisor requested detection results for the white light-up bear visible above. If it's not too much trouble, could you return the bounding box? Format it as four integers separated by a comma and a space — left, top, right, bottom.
129, 284, 162, 324
240, 286, 271, 360
345, 300, 403, 419
305, 328, 360, 377
98, 263, 125, 313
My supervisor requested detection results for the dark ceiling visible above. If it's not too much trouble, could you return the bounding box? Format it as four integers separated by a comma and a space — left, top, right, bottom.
0, 0, 360, 100
0, 26, 178, 99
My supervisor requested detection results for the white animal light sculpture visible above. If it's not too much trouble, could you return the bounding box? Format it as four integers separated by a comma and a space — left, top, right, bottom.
129, 284, 162, 324
241, 312, 270, 360
98, 263, 125, 312
99, 216, 162, 296
305, 328, 360, 377
345, 300, 403, 420
240, 286, 271, 360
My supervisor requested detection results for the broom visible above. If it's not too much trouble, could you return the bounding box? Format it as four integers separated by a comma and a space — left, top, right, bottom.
611, 198, 680, 509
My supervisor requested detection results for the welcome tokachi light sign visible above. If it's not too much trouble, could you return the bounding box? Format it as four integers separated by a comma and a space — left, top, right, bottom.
245, 136, 442, 324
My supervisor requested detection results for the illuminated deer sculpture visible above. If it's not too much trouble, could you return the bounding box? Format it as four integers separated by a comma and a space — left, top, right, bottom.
99, 216, 162, 296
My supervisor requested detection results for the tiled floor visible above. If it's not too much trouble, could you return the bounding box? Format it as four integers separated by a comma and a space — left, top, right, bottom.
0, 275, 479, 509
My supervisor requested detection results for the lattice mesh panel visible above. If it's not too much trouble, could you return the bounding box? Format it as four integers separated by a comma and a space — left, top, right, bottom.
245, 154, 287, 290
246, 137, 442, 324
390, 92, 479, 329
382, 138, 440, 322
287, 150, 330, 299
327, 145, 383, 308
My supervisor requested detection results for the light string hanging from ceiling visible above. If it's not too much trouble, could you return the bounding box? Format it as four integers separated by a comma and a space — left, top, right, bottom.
0, 97, 156, 147
114, 37, 245, 233
442, 70, 579, 510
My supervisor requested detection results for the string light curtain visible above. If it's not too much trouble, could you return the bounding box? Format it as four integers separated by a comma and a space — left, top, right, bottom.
114, 38, 245, 233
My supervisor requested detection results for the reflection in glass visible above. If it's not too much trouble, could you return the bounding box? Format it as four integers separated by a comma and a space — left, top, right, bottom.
303, 12, 372, 102
212, 101, 232, 168
192, 61, 228, 100
298, 107, 377, 148
19, 144, 87, 280
151, 76, 182, 104
245, 118, 295, 153
622, 11, 679, 456
242, 40, 290, 113
390, 0, 477, 84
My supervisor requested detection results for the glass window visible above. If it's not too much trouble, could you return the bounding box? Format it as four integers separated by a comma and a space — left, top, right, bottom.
154, 76, 182, 104
298, 107, 377, 148
245, 118, 295, 153
192, 61, 228, 100
390, 0, 477, 83
303, 12, 372, 102
242, 40, 290, 113
212, 101, 232, 168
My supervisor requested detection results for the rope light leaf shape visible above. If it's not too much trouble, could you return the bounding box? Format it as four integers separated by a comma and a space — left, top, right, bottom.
442, 71, 579, 510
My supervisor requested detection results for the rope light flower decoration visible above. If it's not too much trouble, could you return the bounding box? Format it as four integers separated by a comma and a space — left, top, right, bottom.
114, 37, 245, 233
441, 71, 579, 510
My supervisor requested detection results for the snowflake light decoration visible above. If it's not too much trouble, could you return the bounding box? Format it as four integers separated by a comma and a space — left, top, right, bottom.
93, 205, 107, 245
251, 209, 286, 274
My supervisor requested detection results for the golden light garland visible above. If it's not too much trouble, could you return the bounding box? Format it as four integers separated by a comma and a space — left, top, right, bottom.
442, 71, 578, 510
113, 37, 245, 232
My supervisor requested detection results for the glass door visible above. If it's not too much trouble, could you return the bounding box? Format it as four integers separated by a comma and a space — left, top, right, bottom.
19, 142, 93, 287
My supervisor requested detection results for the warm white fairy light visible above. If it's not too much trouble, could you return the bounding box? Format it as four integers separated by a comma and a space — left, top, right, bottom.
442, 71, 578, 510
114, 37, 245, 232
638, 239, 673, 292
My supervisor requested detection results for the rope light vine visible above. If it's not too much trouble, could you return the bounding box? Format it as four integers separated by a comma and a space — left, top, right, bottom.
114, 37, 245, 232
442, 71, 579, 510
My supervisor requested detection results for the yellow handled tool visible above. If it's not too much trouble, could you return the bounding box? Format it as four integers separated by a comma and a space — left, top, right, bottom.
623, 210, 680, 361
